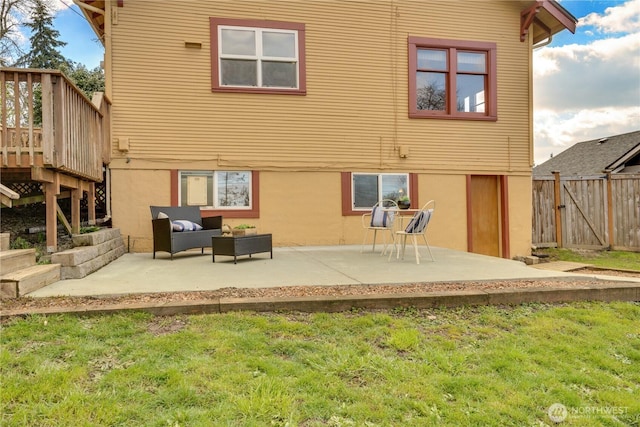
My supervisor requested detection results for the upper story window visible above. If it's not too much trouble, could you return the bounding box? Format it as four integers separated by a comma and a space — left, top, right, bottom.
408, 37, 497, 120
210, 18, 306, 95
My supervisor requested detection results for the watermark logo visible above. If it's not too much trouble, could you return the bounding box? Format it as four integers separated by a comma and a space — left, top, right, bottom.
548, 403, 568, 423
547, 403, 629, 423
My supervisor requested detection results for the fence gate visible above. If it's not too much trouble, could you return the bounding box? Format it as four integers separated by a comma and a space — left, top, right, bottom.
559, 176, 608, 249
532, 173, 640, 251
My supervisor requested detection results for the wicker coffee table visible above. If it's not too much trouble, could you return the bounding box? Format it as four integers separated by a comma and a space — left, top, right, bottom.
211, 234, 273, 264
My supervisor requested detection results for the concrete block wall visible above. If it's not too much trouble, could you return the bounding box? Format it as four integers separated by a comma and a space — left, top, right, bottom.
51, 228, 126, 279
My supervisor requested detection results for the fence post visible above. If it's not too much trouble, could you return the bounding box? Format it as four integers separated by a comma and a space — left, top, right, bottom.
553, 171, 563, 248
606, 172, 614, 249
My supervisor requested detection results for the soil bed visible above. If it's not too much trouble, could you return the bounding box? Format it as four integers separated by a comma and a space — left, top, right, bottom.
1, 277, 633, 314
1, 204, 74, 258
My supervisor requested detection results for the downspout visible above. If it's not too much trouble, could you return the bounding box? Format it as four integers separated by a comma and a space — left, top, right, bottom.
533, 34, 553, 49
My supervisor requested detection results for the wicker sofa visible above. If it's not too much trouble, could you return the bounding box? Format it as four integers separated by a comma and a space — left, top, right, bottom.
150, 206, 223, 260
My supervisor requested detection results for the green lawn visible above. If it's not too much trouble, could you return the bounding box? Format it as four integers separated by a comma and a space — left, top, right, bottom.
534, 248, 640, 271
2, 302, 639, 426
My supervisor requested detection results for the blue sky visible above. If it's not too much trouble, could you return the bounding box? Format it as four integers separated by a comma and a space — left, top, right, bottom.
533, 0, 640, 164
54, 2, 103, 69
30, 1, 640, 165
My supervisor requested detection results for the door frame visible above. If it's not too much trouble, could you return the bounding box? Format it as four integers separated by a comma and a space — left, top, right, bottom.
466, 174, 510, 258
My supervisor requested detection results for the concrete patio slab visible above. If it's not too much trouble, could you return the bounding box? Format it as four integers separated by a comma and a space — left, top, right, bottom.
26, 245, 639, 298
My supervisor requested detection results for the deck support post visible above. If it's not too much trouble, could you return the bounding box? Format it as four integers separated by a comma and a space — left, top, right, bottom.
71, 187, 82, 234
44, 178, 60, 253
87, 182, 96, 226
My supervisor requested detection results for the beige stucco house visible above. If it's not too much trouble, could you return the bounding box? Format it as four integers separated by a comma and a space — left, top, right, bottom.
76, 0, 576, 258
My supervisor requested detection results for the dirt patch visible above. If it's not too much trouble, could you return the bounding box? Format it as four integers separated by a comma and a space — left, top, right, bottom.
1, 278, 636, 315
147, 317, 188, 336
1, 204, 74, 258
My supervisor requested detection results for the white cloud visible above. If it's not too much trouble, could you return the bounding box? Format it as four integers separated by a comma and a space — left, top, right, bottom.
579, 0, 640, 33
533, 0, 640, 167
533, 33, 640, 110
533, 107, 640, 165
49, 0, 70, 13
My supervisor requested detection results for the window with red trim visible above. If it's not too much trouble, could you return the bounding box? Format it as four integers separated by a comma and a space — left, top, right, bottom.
408, 37, 497, 120
210, 17, 306, 95
176, 170, 260, 219
341, 172, 418, 215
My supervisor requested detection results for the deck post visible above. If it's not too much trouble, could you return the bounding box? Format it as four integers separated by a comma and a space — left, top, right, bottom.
44, 179, 60, 253
41, 74, 55, 165
87, 182, 96, 225
72, 187, 82, 234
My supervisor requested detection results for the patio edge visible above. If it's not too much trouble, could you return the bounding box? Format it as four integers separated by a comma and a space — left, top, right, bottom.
1, 283, 638, 319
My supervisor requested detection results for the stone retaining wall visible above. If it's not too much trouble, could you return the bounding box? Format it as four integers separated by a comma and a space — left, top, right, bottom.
51, 228, 126, 279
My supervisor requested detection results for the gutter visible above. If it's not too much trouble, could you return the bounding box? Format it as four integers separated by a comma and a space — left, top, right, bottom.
533, 35, 553, 49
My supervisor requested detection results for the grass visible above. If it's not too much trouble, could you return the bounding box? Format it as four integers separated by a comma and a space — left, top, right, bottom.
2, 302, 639, 426
534, 248, 640, 271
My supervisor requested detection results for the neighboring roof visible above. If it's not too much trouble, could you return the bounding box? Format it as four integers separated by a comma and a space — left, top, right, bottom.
533, 130, 640, 176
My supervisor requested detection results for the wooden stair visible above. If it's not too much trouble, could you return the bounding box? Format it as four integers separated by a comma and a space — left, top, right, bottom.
1, 247, 61, 298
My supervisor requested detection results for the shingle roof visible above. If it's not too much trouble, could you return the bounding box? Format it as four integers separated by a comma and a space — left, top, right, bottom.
533, 130, 640, 176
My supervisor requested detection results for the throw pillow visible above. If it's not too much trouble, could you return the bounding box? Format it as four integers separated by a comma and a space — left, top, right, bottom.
172, 219, 203, 232
157, 211, 169, 219
370, 206, 390, 227
404, 211, 426, 233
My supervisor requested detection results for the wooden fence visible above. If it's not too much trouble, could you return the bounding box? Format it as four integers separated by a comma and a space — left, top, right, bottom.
533, 172, 640, 251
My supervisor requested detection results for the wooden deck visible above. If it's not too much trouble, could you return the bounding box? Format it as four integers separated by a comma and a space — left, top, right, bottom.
1, 68, 111, 252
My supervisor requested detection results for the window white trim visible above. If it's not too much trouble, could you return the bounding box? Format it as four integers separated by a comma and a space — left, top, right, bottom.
351, 172, 410, 211
210, 17, 306, 95
179, 171, 253, 210
218, 25, 299, 89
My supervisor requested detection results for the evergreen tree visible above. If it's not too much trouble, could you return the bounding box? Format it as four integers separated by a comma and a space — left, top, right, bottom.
15, 0, 69, 69
61, 62, 105, 100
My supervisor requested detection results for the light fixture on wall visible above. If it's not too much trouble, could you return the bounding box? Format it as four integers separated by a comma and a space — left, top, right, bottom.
398, 145, 409, 158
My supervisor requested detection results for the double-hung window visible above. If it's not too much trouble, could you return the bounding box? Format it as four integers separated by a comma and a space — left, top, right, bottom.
408, 37, 497, 120
210, 18, 306, 94
352, 173, 409, 210
179, 171, 252, 209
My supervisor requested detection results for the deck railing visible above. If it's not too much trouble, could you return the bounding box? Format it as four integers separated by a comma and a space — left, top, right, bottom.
0, 68, 110, 182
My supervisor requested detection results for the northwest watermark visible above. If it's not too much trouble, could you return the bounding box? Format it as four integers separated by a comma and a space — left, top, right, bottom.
547, 403, 629, 423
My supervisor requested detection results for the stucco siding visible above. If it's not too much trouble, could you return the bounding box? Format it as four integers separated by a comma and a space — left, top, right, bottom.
508, 175, 534, 255
114, 169, 532, 257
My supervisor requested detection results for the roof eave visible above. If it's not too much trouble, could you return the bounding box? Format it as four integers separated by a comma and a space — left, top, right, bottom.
605, 144, 640, 172
74, 0, 111, 45
521, 0, 577, 44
